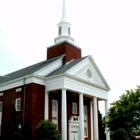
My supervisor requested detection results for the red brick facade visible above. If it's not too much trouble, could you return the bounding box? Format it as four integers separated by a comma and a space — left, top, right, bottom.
47, 42, 81, 64
0, 83, 45, 139
0, 84, 100, 140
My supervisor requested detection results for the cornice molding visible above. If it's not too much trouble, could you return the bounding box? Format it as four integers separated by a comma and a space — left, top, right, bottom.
0, 74, 45, 92
45, 74, 109, 99
46, 73, 110, 91
0, 72, 109, 98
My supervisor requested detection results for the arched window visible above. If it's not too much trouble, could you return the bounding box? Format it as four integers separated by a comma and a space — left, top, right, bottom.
59, 26, 61, 35
68, 27, 70, 35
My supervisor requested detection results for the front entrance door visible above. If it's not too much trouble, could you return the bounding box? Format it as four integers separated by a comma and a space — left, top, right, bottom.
70, 126, 79, 140
69, 116, 80, 140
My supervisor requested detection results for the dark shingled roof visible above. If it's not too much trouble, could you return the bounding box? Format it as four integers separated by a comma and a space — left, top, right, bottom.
0, 55, 64, 84
47, 56, 88, 77
0, 55, 88, 85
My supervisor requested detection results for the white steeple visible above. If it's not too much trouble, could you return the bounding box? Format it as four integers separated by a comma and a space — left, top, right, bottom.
61, 0, 67, 22
54, 0, 74, 43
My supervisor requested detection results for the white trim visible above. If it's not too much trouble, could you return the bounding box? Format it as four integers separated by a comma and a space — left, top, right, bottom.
66, 57, 88, 75
46, 74, 109, 99
34, 57, 63, 76
66, 55, 110, 90
47, 40, 81, 50
0, 74, 45, 92
0, 73, 109, 100
0, 56, 110, 93
85, 67, 93, 81
15, 98, 21, 111
46, 73, 109, 91
89, 56, 110, 90
54, 35, 74, 44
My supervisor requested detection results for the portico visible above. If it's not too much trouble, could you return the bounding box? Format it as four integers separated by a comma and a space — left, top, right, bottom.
44, 73, 110, 140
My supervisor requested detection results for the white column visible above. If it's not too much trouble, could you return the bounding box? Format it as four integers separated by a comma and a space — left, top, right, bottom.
44, 91, 49, 120
93, 96, 99, 140
90, 101, 93, 140
61, 88, 67, 140
79, 93, 84, 140
105, 100, 110, 140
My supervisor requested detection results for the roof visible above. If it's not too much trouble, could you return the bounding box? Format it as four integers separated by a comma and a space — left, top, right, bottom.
47, 56, 88, 77
0, 55, 87, 85
0, 55, 64, 84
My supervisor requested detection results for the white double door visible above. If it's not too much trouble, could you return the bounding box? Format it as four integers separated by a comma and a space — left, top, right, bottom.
70, 126, 79, 140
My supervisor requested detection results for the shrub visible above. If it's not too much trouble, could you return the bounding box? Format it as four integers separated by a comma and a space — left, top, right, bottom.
35, 120, 61, 140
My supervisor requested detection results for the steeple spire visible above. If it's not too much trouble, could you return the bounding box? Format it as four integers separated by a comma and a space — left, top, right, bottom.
54, 0, 74, 44
61, 0, 67, 22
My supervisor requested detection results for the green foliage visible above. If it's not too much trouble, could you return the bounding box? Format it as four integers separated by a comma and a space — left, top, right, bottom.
7, 101, 25, 140
99, 112, 106, 140
35, 120, 61, 140
103, 86, 140, 140
111, 128, 129, 140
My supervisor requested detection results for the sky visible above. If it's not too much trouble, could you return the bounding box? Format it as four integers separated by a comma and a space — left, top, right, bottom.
0, 0, 140, 113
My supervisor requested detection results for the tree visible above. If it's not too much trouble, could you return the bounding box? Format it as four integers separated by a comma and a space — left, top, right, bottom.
35, 120, 61, 140
99, 111, 106, 140
7, 101, 25, 140
103, 86, 140, 140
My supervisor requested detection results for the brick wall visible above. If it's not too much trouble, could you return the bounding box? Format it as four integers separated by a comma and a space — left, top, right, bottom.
25, 83, 45, 139
0, 83, 45, 140
0, 85, 24, 137
47, 42, 81, 64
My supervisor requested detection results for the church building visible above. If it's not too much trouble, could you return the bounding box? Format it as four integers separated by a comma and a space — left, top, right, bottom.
0, 0, 110, 140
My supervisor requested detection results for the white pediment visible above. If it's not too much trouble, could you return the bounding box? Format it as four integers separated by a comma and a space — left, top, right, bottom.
66, 56, 110, 90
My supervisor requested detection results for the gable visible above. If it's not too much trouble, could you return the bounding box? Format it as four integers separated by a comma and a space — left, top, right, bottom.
34, 57, 63, 76
66, 56, 110, 90
0, 55, 64, 85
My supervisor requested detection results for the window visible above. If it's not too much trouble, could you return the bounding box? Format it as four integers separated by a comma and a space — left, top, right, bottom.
52, 100, 58, 125
84, 106, 88, 137
68, 27, 70, 35
52, 100, 58, 112
84, 106, 87, 116
18, 124, 22, 129
15, 98, 21, 111
59, 26, 61, 35
84, 127, 88, 136
0, 102, 2, 112
72, 102, 77, 114
85, 68, 93, 80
